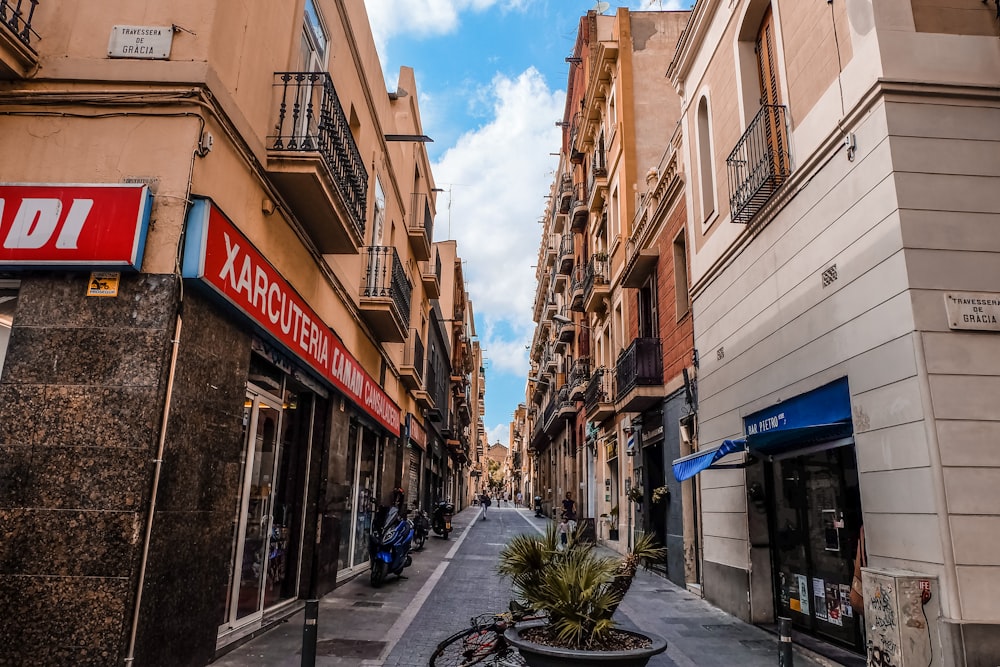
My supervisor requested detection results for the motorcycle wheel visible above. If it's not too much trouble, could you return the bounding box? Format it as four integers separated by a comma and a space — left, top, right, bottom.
413, 532, 426, 551
442, 529, 450, 540
370, 559, 387, 588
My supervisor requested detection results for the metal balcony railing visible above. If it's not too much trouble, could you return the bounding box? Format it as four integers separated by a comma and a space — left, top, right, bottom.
271, 72, 367, 236
584, 367, 612, 414
1, 0, 39, 47
727, 104, 790, 225
558, 174, 573, 214
410, 192, 434, 246
570, 357, 591, 389
362, 246, 412, 325
404, 328, 424, 376
583, 255, 609, 300
615, 337, 663, 398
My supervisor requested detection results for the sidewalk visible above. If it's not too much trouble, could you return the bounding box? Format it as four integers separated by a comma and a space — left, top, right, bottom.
212, 506, 848, 666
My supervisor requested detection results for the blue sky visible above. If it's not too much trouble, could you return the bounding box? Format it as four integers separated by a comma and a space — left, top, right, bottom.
363, 1, 694, 446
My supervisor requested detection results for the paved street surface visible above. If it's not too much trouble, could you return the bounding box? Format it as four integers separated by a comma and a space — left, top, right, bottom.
212, 505, 845, 667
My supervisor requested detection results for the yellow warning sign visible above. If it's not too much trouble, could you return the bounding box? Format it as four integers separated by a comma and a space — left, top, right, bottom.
87, 272, 120, 297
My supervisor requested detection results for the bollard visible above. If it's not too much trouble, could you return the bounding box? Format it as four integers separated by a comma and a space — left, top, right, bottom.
301, 599, 319, 667
778, 617, 793, 667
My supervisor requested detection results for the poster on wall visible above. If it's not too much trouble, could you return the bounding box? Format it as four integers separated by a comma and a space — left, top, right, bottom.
825, 582, 843, 626
813, 578, 828, 620
796, 575, 810, 615
839, 584, 853, 619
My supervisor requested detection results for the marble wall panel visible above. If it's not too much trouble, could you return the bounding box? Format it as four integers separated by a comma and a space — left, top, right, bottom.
0, 575, 130, 666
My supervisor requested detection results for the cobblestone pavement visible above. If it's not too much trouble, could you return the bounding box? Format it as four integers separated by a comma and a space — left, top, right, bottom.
212, 505, 847, 667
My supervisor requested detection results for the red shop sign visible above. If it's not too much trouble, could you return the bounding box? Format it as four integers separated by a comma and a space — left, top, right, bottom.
182, 198, 401, 436
0, 183, 151, 269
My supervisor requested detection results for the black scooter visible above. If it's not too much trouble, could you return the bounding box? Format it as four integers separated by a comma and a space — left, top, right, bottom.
431, 500, 454, 539
411, 508, 430, 550
534, 496, 543, 518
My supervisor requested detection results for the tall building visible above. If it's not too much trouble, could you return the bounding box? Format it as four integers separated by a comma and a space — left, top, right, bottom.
0, 2, 472, 665
669, 0, 1000, 663
526, 8, 692, 568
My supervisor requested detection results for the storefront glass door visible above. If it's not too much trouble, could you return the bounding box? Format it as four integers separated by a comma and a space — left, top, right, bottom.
233, 392, 283, 623
767, 445, 863, 653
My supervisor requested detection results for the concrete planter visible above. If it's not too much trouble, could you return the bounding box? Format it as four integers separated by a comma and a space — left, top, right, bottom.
504, 620, 667, 667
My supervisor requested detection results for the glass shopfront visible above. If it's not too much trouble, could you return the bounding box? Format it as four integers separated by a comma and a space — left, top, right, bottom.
766, 444, 863, 652
334, 420, 383, 575
220, 351, 325, 636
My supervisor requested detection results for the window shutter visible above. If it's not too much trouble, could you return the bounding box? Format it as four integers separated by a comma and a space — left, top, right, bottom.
754, 6, 789, 176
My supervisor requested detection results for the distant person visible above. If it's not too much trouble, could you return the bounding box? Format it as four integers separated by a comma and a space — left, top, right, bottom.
480, 492, 491, 519
516, 492, 523, 508
561, 492, 576, 521
557, 513, 569, 549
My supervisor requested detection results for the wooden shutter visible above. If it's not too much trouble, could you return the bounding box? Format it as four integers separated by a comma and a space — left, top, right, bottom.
755, 6, 788, 175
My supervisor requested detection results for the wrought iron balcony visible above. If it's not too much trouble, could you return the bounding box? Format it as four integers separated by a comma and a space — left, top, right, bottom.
583, 255, 610, 313
556, 383, 574, 420
569, 357, 590, 402
615, 337, 663, 412
570, 181, 588, 232
727, 104, 790, 225
1, 0, 38, 47
558, 174, 573, 214
360, 246, 412, 343
400, 328, 424, 391
557, 233, 574, 276
408, 193, 434, 261
584, 367, 614, 422
0, 0, 39, 78
268, 72, 367, 253
569, 265, 585, 312
420, 249, 441, 299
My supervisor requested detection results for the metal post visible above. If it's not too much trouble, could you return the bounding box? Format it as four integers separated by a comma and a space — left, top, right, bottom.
301, 599, 319, 667
778, 617, 793, 667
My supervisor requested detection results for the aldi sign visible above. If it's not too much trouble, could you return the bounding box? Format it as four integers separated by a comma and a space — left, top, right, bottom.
183, 198, 401, 436
0, 184, 152, 269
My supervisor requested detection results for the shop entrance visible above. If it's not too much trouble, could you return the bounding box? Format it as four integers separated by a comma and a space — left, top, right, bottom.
766, 443, 863, 653
221, 355, 322, 637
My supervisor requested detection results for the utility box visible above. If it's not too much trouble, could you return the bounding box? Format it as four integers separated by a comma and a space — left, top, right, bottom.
862, 568, 941, 667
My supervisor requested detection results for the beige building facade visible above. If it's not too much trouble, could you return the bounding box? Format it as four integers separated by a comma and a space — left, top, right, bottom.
670, 0, 1000, 663
0, 2, 476, 665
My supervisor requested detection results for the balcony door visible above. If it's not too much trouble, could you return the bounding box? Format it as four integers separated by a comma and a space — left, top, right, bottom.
296, 0, 329, 141
638, 276, 658, 339
755, 6, 789, 176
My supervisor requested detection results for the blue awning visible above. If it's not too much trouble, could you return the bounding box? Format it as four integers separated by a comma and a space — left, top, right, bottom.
672, 438, 747, 482
746, 420, 853, 457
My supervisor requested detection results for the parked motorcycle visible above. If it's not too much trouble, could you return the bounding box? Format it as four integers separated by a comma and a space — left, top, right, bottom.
411, 508, 430, 551
534, 495, 543, 518
431, 500, 454, 540
368, 506, 414, 587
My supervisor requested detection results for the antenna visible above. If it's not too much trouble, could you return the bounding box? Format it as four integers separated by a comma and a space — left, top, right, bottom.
594, 1, 610, 13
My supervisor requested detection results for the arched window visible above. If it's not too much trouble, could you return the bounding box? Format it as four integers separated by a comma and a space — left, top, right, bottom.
696, 96, 715, 222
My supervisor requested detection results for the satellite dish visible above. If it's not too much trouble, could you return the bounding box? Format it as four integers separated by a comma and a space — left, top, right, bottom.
594, 1, 610, 13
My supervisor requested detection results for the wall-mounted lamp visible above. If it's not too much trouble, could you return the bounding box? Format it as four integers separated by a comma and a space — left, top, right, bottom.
565, 57, 582, 64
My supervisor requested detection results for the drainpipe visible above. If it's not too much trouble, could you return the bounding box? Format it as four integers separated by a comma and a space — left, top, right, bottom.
124, 307, 183, 665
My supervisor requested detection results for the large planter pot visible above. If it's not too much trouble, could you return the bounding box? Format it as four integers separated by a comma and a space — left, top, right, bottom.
504, 620, 667, 667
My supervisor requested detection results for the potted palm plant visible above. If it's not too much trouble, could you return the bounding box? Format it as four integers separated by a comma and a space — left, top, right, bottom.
496, 524, 667, 667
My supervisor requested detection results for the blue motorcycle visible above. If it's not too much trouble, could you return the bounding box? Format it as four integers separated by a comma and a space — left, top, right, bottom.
368, 506, 414, 587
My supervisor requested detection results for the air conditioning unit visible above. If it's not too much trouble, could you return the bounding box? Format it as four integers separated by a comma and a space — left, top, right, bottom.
862, 568, 941, 667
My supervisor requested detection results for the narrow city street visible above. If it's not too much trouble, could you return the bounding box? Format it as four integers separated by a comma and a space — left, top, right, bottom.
212, 506, 841, 667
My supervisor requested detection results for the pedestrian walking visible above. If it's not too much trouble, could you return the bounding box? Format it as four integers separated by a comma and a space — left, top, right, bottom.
561, 492, 576, 521
557, 513, 569, 550
480, 491, 491, 519
515, 491, 522, 508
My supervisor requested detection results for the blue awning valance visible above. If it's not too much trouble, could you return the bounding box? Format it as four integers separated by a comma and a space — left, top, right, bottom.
672, 438, 747, 482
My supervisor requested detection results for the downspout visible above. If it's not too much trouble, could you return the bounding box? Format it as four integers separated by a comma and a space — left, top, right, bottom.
124, 306, 183, 665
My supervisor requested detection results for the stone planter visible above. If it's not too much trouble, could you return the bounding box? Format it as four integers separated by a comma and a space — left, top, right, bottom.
504, 620, 667, 667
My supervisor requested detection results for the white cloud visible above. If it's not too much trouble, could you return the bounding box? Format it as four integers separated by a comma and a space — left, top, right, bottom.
431, 67, 562, 363
487, 423, 509, 446
365, 0, 531, 60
